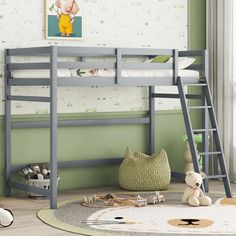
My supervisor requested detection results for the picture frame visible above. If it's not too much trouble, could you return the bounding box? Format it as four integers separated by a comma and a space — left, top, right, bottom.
45, 0, 82, 40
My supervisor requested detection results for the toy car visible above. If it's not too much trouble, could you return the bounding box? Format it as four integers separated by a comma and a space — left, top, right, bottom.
135, 199, 148, 207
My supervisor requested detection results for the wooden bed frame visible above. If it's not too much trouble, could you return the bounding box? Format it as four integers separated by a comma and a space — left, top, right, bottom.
4, 46, 231, 209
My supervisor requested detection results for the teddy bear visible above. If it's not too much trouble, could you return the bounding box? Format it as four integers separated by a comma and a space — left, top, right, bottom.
182, 171, 212, 207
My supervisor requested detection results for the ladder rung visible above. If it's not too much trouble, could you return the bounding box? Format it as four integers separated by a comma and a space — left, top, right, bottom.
192, 128, 217, 132
188, 106, 212, 109
198, 151, 222, 155
205, 175, 227, 180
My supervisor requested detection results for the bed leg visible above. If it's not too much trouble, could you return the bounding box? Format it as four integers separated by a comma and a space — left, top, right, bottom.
149, 86, 155, 155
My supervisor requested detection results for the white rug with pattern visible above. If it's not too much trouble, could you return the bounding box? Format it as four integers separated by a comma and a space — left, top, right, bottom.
38, 193, 236, 236
87, 203, 236, 235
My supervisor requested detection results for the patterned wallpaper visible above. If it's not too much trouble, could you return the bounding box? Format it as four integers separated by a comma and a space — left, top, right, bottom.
0, 0, 187, 114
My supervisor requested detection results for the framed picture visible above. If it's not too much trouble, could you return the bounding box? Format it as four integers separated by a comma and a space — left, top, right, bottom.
45, 0, 82, 40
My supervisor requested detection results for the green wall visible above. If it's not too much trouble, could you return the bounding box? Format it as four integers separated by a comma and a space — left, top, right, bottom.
188, 0, 206, 50
0, 0, 206, 196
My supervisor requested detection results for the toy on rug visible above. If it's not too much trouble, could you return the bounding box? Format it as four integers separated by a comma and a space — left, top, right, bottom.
82, 191, 165, 208
182, 171, 212, 207
0, 208, 14, 227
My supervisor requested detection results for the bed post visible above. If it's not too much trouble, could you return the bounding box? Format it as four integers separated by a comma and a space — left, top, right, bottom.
4, 49, 11, 197
173, 49, 178, 84
149, 86, 155, 155
50, 46, 58, 209
116, 48, 121, 84
202, 49, 209, 192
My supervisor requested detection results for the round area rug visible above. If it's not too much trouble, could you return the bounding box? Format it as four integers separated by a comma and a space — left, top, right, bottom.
38, 191, 236, 236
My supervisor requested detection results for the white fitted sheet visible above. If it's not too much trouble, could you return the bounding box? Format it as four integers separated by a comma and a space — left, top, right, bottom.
95, 69, 199, 77
12, 69, 199, 78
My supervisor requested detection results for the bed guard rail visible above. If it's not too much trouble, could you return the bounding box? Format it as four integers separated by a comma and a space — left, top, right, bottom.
179, 49, 208, 79
6, 46, 207, 87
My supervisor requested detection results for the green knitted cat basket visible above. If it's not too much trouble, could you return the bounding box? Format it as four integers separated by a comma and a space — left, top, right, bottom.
119, 148, 171, 191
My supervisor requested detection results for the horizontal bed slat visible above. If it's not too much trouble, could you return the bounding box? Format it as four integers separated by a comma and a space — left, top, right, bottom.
57, 47, 116, 56
57, 158, 123, 168
57, 47, 174, 56
181, 77, 201, 84
8, 76, 201, 87
8, 62, 50, 70
8, 78, 51, 86
11, 117, 150, 129
11, 158, 123, 172
119, 77, 173, 86
8, 47, 50, 56
120, 48, 173, 56
8, 95, 50, 102
58, 77, 115, 86
153, 93, 203, 99
179, 50, 203, 57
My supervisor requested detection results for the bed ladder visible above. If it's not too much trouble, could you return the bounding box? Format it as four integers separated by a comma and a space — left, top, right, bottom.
177, 76, 232, 197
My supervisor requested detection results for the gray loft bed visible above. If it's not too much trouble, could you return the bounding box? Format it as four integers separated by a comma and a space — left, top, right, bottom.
5, 46, 231, 209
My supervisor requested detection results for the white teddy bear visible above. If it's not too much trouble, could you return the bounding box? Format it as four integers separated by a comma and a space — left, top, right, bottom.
182, 171, 212, 207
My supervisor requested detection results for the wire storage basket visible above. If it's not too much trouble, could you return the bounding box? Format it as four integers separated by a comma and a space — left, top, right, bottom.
25, 177, 60, 198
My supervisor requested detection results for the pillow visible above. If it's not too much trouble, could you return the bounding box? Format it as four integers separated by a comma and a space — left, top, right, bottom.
146, 55, 171, 63
119, 148, 171, 191
166, 57, 196, 70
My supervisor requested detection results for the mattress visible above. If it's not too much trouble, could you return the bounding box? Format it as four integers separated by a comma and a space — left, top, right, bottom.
92, 69, 199, 77
12, 69, 199, 78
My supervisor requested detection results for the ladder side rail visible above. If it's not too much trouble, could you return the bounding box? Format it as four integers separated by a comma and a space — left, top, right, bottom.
202, 50, 209, 192
203, 78, 232, 197
202, 96, 209, 192
177, 77, 202, 175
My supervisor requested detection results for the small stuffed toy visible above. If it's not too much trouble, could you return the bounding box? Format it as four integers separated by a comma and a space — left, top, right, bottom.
182, 171, 212, 207
21, 168, 34, 180
42, 168, 50, 179
19, 163, 54, 181
30, 165, 41, 175
0, 208, 14, 227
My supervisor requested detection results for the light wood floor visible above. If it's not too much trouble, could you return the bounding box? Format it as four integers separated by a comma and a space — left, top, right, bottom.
0, 181, 235, 236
